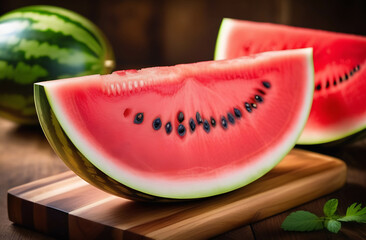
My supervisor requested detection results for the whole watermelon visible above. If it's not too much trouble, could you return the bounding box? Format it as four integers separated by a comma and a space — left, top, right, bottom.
0, 5, 115, 124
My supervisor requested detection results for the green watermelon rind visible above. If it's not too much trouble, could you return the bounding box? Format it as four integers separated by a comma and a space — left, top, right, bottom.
0, 5, 113, 62
0, 5, 115, 124
214, 18, 366, 146
35, 49, 314, 199
34, 84, 171, 201
297, 122, 366, 145
214, 18, 234, 61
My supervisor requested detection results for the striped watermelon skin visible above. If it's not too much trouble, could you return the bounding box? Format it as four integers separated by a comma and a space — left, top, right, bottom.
0, 5, 115, 124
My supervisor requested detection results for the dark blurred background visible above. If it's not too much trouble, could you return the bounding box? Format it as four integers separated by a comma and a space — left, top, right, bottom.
1, 0, 365, 70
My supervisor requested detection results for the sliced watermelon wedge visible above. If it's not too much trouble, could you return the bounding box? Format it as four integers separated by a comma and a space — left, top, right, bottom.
35, 49, 313, 201
215, 18, 366, 144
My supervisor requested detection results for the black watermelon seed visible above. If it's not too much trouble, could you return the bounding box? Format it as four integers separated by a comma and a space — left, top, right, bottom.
345, 73, 349, 80
350, 70, 353, 76
227, 113, 235, 124
134, 113, 144, 124
189, 118, 196, 132
255, 95, 263, 103
233, 108, 242, 118
326, 80, 330, 88
262, 81, 271, 89
203, 120, 210, 133
257, 89, 266, 95
245, 102, 252, 113
339, 77, 343, 83
251, 103, 257, 109
177, 124, 186, 136
177, 112, 184, 122
165, 122, 172, 134
356, 65, 360, 71
315, 83, 321, 91
210, 117, 216, 127
196, 112, 203, 124
221, 116, 228, 129
333, 79, 337, 86
152, 118, 162, 130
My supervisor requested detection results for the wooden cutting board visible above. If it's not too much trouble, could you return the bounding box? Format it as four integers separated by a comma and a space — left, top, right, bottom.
8, 149, 346, 240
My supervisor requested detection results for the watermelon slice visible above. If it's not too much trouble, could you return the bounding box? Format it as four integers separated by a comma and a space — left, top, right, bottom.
215, 18, 366, 145
34, 49, 313, 201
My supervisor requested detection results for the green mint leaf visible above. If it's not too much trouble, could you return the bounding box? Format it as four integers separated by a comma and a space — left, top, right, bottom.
281, 211, 324, 232
339, 215, 366, 223
356, 206, 366, 216
346, 203, 362, 216
325, 219, 341, 233
339, 203, 366, 223
323, 198, 338, 217
282, 200, 366, 234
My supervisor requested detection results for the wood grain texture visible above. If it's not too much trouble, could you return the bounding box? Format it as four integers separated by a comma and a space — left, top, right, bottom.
0, 1, 365, 238
0, 119, 69, 240
250, 141, 366, 240
7, 149, 346, 240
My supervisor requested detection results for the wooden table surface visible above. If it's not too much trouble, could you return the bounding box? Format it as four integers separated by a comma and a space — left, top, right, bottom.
0, 118, 365, 240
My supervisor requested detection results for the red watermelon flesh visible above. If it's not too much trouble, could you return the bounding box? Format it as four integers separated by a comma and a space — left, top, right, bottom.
215, 19, 366, 144
35, 49, 313, 200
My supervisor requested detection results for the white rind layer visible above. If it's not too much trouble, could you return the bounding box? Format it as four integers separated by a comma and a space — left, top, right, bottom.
37, 48, 314, 199
215, 18, 366, 146
297, 117, 366, 144
214, 18, 233, 60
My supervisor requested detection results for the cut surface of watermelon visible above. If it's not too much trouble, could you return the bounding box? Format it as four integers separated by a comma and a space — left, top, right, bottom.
35, 49, 313, 200
215, 18, 366, 144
